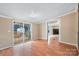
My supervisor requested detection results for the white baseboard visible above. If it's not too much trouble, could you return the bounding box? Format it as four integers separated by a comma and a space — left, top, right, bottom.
0, 46, 13, 50
59, 41, 77, 47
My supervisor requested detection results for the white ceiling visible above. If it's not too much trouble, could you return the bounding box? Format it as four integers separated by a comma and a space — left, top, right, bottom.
0, 3, 78, 23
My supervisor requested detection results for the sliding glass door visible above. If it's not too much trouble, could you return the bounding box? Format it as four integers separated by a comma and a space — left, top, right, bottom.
14, 22, 31, 45
24, 24, 31, 42
14, 22, 24, 45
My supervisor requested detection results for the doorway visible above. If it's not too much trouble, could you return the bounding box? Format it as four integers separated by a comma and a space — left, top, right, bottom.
13, 22, 32, 45
47, 20, 60, 45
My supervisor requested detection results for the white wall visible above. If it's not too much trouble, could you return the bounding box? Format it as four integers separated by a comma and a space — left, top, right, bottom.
39, 22, 48, 40
0, 17, 13, 50
60, 11, 78, 46
32, 23, 39, 40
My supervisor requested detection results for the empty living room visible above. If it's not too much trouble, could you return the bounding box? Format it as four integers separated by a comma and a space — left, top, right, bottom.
0, 3, 79, 56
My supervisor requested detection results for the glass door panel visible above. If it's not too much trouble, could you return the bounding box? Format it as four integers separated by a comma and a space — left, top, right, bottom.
14, 22, 24, 45
24, 24, 31, 42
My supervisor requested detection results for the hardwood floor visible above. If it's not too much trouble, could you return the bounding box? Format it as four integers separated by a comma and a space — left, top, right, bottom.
0, 40, 78, 56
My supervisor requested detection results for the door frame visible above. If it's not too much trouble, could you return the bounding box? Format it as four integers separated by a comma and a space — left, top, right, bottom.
47, 19, 61, 43
12, 20, 32, 46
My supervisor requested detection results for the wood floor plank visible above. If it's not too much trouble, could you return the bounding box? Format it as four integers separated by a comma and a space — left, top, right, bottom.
0, 40, 78, 56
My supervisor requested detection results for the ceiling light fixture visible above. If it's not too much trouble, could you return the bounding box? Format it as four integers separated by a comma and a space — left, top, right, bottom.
29, 11, 40, 18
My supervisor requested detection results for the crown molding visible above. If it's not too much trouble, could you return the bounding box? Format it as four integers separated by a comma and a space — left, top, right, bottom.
46, 7, 78, 23
0, 15, 14, 20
